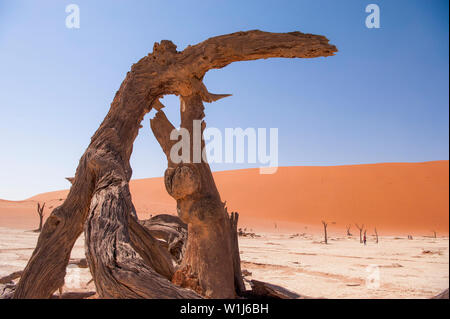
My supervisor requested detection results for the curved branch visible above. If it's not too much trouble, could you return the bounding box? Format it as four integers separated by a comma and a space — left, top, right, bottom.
14, 30, 336, 299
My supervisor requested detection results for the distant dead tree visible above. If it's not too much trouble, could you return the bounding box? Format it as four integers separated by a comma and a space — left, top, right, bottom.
355, 224, 364, 243
322, 221, 329, 244
36, 202, 45, 232
374, 227, 378, 244
322, 221, 336, 244
432, 230, 437, 238
346, 224, 352, 236
407, 235, 413, 240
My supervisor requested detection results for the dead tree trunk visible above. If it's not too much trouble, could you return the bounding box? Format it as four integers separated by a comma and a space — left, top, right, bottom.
13, 30, 336, 299
355, 224, 364, 243
36, 202, 45, 232
150, 94, 238, 298
346, 224, 352, 236
322, 221, 328, 244
374, 227, 378, 244
229, 212, 246, 295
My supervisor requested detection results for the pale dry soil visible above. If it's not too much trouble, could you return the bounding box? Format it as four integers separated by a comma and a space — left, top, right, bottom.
0, 227, 448, 299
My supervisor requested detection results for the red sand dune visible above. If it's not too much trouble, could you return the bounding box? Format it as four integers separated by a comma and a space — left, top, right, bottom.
0, 161, 448, 234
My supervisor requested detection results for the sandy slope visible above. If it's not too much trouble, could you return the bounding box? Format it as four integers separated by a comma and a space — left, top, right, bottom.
0, 161, 448, 234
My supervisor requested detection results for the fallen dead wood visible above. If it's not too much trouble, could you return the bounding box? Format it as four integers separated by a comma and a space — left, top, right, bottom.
0, 283, 16, 299
50, 291, 96, 299
0, 258, 88, 286
244, 280, 306, 299
68, 258, 88, 268
0, 271, 23, 285
238, 228, 261, 238
432, 288, 449, 299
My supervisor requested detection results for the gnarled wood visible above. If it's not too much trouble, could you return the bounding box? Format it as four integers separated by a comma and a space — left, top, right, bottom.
84, 177, 197, 298
140, 214, 188, 263
14, 30, 336, 298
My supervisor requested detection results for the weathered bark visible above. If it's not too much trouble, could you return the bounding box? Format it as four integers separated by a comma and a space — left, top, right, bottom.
0, 271, 23, 285
84, 178, 198, 298
14, 30, 336, 298
140, 214, 188, 263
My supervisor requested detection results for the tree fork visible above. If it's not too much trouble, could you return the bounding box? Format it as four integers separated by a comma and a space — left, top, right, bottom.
150, 94, 238, 298
14, 30, 336, 298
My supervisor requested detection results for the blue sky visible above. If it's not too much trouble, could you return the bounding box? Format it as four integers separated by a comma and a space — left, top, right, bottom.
0, 0, 448, 199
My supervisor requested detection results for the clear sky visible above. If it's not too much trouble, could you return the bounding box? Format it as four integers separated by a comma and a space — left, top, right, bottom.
0, 0, 448, 200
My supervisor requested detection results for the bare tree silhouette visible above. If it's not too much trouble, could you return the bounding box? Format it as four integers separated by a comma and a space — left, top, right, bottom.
322, 221, 336, 244
355, 224, 364, 243
35, 203, 45, 232
346, 224, 352, 236
374, 227, 378, 244
322, 221, 329, 244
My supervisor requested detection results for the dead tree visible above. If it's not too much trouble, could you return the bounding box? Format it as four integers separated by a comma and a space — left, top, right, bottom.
355, 224, 364, 243
432, 230, 437, 238
35, 203, 45, 232
374, 227, 378, 244
346, 224, 352, 236
322, 221, 329, 244
229, 212, 245, 295
13, 30, 336, 299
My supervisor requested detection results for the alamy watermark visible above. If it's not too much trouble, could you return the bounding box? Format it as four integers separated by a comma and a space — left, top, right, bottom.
65, 264, 82, 289
65, 4, 380, 30
168, 121, 279, 174
65, 4, 80, 29
365, 4, 380, 29
365, 264, 380, 289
